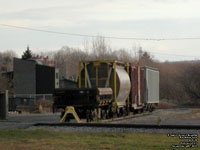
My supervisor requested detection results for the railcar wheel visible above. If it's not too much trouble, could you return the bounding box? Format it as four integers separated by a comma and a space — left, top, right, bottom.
105, 109, 110, 119
86, 110, 91, 122
101, 110, 107, 120
126, 106, 130, 116
92, 109, 98, 121
138, 109, 142, 114
149, 104, 153, 112
134, 109, 138, 114
60, 111, 65, 118
116, 108, 120, 117
108, 108, 113, 118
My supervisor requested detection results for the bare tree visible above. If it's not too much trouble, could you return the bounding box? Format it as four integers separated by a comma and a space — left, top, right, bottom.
54, 49, 68, 78
182, 64, 200, 100
91, 36, 112, 60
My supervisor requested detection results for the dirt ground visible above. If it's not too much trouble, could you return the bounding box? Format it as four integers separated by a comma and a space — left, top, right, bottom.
114, 100, 200, 125
113, 108, 200, 125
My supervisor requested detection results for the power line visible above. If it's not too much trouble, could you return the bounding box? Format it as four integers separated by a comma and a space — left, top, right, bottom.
0, 23, 200, 59
1, 23, 200, 41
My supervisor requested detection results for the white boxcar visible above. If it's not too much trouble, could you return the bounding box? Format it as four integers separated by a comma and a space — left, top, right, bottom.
144, 66, 159, 104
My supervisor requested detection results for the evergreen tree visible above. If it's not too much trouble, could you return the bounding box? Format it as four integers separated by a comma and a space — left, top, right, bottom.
22, 46, 32, 60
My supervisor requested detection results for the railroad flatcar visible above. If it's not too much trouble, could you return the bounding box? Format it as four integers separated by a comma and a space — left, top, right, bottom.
53, 60, 159, 122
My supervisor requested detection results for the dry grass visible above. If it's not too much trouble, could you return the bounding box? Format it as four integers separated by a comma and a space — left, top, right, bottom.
156, 103, 172, 109
171, 109, 200, 120
0, 129, 194, 150
158, 108, 200, 120
36, 99, 53, 113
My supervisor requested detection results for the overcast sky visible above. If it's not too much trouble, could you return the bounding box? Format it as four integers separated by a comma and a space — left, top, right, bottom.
1, 0, 200, 61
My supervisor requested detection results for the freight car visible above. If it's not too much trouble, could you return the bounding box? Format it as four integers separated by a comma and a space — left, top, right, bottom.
53, 88, 113, 121
130, 65, 159, 113
53, 60, 159, 122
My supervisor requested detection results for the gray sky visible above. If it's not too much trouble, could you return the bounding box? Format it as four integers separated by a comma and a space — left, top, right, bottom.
1, 0, 200, 61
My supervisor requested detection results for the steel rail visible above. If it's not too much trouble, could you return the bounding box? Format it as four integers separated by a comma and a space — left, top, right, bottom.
34, 123, 200, 130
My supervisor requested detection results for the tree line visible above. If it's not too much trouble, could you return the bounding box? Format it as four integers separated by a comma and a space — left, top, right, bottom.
0, 36, 200, 103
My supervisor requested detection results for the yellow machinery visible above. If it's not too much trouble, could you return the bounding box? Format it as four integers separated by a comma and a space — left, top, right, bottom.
54, 60, 160, 122
59, 60, 131, 122
60, 106, 81, 123
78, 61, 131, 108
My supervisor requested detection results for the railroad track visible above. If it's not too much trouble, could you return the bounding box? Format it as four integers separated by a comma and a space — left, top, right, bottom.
34, 122, 200, 130
33, 112, 200, 130
101, 112, 151, 123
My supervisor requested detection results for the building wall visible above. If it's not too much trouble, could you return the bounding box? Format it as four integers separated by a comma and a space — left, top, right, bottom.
14, 58, 36, 94
36, 64, 55, 94
55, 68, 59, 89
59, 79, 77, 89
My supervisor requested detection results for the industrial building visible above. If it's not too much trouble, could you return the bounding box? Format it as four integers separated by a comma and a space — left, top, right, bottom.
59, 78, 77, 89
4, 58, 60, 112
13, 58, 59, 95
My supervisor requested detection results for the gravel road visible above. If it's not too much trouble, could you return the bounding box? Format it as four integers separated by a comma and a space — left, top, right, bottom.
0, 113, 60, 129
0, 108, 200, 134
112, 108, 200, 125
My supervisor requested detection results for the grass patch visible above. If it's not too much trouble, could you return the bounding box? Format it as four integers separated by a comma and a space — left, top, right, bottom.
0, 129, 199, 150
